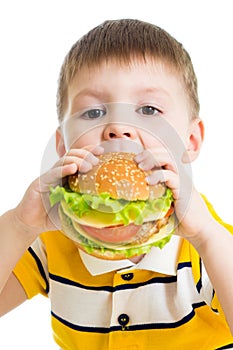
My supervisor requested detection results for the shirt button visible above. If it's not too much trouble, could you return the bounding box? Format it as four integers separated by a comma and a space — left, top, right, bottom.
121, 273, 134, 281
118, 313, 130, 328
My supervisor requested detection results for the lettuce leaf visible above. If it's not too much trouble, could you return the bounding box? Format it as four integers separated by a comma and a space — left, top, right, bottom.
50, 185, 173, 227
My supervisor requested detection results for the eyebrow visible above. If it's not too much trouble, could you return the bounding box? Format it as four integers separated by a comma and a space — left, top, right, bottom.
134, 86, 170, 98
72, 86, 170, 105
73, 89, 107, 101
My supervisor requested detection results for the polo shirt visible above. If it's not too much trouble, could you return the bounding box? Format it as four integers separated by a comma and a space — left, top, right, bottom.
13, 197, 233, 350
78, 234, 182, 276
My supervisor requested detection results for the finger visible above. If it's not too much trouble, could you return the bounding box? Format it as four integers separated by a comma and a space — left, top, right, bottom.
135, 150, 161, 171
41, 146, 103, 191
62, 146, 104, 172
40, 163, 77, 191
146, 169, 179, 199
66, 149, 100, 166
53, 150, 100, 174
135, 149, 177, 172
82, 144, 104, 156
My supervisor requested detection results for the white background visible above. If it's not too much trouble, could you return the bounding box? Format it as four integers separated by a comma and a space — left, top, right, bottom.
0, 0, 233, 348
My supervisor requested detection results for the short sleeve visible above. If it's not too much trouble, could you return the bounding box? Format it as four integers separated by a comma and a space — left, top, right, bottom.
13, 237, 49, 299
200, 195, 233, 319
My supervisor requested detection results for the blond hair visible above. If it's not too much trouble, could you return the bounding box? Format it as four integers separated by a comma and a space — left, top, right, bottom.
57, 19, 199, 121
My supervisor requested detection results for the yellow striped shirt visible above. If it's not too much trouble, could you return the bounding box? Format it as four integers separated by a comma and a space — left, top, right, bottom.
13, 197, 233, 349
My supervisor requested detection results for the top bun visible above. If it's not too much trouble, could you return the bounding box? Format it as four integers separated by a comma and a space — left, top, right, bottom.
68, 152, 165, 201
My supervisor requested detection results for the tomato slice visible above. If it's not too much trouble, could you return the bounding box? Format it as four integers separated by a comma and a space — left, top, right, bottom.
165, 205, 174, 218
80, 223, 142, 243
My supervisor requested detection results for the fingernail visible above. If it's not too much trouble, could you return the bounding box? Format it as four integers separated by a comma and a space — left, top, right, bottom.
138, 162, 148, 171
79, 161, 92, 173
94, 146, 104, 155
146, 175, 156, 185
134, 154, 143, 162
92, 157, 99, 165
138, 162, 143, 169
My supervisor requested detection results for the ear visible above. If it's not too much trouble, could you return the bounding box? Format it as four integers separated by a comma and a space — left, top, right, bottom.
56, 127, 66, 157
183, 118, 204, 163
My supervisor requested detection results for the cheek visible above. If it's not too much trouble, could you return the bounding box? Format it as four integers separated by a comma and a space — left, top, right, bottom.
139, 124, 189, 155
65, 127, 103, 150
139, 130, 164, 149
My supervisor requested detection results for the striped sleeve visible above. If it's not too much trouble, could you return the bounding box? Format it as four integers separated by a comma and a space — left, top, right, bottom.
13, 237, 49, 299
197, 261, 226, 318
195, 195, 233, 316
198, 259, 215, 306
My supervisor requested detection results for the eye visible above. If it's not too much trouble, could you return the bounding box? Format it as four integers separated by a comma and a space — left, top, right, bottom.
137, 105, 161, 116
81, 108, 106, 119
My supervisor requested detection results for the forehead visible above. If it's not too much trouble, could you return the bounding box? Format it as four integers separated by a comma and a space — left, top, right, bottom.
67, 58, 185, 101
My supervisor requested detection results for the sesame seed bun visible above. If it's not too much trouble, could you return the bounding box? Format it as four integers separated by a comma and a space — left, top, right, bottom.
68, 152, 166, 201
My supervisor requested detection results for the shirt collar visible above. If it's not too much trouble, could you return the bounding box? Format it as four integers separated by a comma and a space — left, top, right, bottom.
79, 235, 182, 276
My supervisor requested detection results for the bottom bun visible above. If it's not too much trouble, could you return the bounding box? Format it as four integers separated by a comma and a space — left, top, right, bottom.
59, 205, 176, 260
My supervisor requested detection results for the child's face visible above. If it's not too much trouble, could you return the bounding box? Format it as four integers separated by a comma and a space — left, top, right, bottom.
57, 59, 203, 161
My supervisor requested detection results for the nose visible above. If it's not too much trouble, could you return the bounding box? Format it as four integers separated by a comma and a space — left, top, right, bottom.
103, 124, 137, 140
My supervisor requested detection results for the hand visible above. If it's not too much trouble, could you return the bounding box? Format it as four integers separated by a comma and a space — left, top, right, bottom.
134, 147, 214, 246
14, 145, 104, 238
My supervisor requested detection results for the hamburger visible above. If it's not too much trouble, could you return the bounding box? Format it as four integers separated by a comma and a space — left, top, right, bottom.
50, 152, 175, 260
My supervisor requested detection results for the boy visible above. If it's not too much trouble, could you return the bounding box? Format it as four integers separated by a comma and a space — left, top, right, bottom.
1, 19, 233, 349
